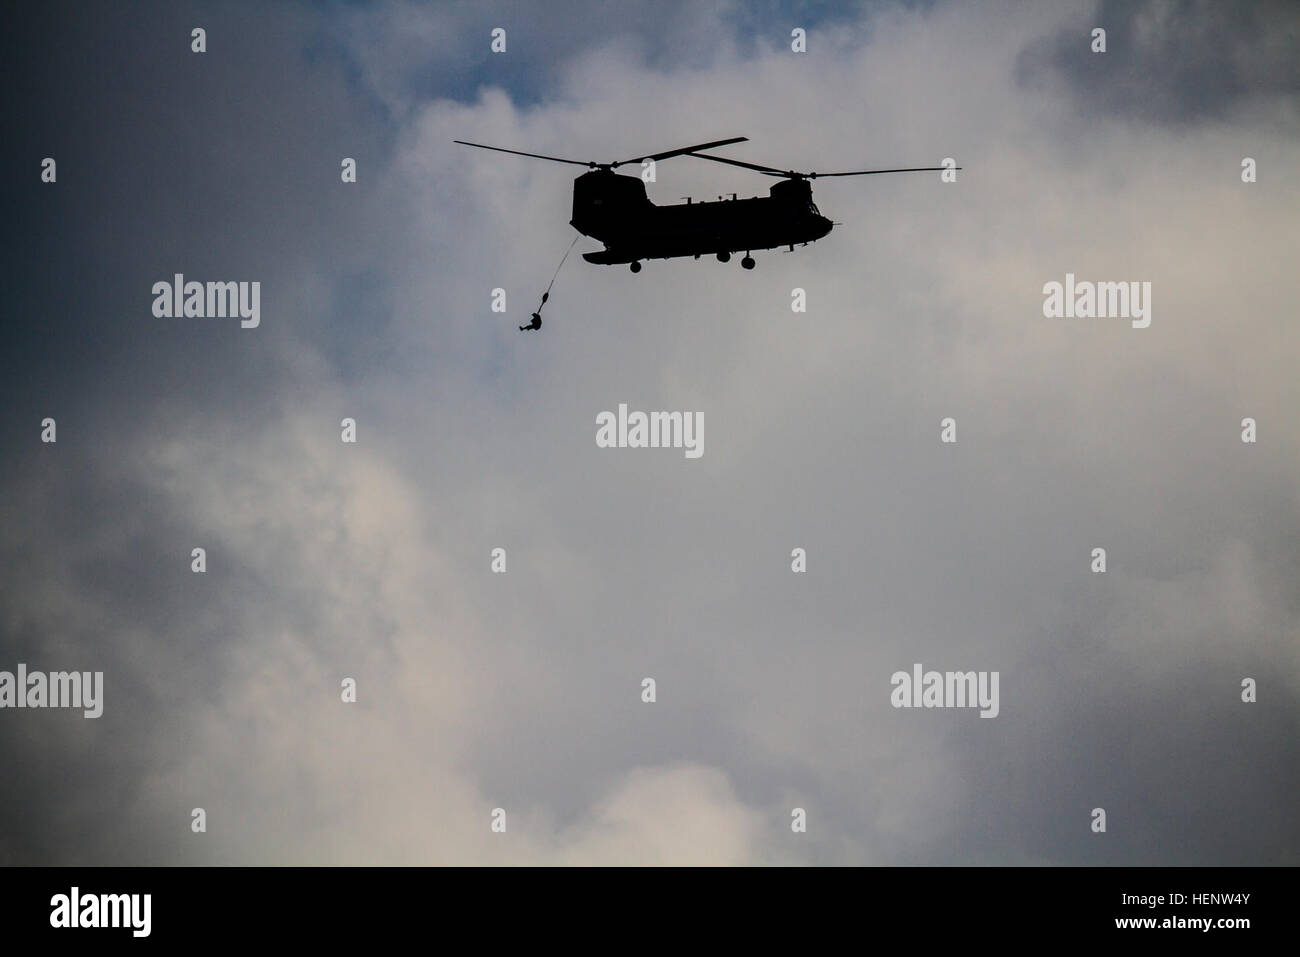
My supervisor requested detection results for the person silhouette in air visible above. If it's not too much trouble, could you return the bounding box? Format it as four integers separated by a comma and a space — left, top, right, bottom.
519, 291, 548, 331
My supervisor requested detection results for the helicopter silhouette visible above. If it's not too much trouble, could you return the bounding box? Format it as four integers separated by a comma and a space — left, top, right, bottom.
454, 136, 955, 272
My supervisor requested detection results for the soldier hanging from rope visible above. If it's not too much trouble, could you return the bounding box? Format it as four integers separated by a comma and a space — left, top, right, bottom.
519, 295, 544, 332
520, 236, 579, 332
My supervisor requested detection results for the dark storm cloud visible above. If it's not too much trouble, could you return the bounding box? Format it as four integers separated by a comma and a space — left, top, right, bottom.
1016, 0, 1300, 126
0, 0, 396, 863
0, 0, 393, 442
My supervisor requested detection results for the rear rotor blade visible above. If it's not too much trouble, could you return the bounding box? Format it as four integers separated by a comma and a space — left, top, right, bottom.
810, 166, 960, 178
614, 137, 750, 168
689, 152, 962, 180
453, 140, 595, 167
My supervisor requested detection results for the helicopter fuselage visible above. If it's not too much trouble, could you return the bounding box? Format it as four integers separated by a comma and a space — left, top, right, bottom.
570, 169, 832, 265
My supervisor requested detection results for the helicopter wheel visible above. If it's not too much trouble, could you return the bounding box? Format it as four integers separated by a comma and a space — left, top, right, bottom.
629, 261, 642, 273
741, 255, 755, 270
716, 251, 731, 263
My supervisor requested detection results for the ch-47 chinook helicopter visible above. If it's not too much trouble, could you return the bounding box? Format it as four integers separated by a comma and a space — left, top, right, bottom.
454, 136, 954, 272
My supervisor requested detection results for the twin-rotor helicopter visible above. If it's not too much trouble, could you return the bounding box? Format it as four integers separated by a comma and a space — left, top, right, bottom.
454, 135, 955, 272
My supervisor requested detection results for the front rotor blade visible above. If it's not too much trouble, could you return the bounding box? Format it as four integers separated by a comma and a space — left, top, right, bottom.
685, 151, 790, 175
614, 137, 750, 168
453, 140, 595, 167
811, 166, 960, 177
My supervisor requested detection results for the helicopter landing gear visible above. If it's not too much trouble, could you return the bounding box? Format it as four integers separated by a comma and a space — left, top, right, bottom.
630, 261, 642, 273
741, 255, 755, 270
716, 251, 731, 263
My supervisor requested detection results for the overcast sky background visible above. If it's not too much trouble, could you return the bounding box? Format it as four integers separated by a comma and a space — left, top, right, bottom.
1, 0, 1297, 865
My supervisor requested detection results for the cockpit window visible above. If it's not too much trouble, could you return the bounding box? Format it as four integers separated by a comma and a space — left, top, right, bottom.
808, 201, 820, 216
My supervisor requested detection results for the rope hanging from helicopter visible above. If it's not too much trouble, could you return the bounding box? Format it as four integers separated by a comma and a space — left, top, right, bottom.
520, 235, 580, 331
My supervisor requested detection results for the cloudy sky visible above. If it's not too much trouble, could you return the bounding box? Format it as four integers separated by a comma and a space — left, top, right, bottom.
2, 0, 1297, 865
